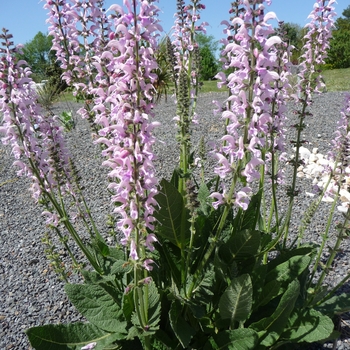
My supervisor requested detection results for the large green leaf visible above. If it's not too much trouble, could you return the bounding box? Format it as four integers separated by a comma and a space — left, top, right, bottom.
254, 279, 281, 309
250, 279, 300, 347
281, 308, 334, 343
146, 281, 161, 332
219, 274, 253, 325
169, 300, 196, 348
131, 282, 161, 335
220, 230, 261, 262
65, 284, 126, 333
265, 256, 311, 293
266, 245, 316, 271
26, 323, 123, 350
154, 179, 191, 248
191, 266, 215, 305
315, 293, 350, 316
208, 328, 259, 350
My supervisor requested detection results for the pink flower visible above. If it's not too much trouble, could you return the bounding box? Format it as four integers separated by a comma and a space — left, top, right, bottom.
142, 259, 154, 271
130, 240, 139, 261
145, 234, 157, 252
210, 192, 225, 210
235, 187, 252, 210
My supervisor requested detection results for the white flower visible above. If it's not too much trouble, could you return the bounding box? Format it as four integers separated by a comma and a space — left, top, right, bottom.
81, 342, 97, 350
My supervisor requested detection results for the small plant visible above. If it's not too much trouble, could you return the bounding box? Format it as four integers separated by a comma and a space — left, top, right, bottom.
59, 110, 75, 131
36, 81, 59, 113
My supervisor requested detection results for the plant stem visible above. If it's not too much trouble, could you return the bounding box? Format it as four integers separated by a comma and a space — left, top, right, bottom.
313, 202, 348, 299
283, 101, 307, 248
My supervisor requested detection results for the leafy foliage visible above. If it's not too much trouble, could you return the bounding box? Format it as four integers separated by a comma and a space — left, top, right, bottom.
327, 10, 350, 68
15, 31, 55, 81
196, 33, 219, 80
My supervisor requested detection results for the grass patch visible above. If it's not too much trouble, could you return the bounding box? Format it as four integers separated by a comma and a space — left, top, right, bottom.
322, 67, 350, 92
200, 80, 225, 93
55, 67, 350, 103
58, 90, 79, 102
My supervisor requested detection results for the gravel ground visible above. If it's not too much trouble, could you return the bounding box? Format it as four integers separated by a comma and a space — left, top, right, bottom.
1, 91, 350, 349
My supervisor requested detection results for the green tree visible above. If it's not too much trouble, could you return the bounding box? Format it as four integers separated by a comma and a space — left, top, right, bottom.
326, 6, 350, 69
195, 33, 219, 80
278, 22, 305, 64
16, 31, 67, 95
16, 31, 55, 81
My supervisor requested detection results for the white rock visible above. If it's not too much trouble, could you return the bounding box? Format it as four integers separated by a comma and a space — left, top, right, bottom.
309, 154, 317, 163
312, 148, 319, 154
299, 146, 311, 160
318, 158, 329, 166
297, 171, 304, 178
339, 189, 350, 202
338, 203, 349, 213
306, 192, 315, 197
322, 196, 334, 203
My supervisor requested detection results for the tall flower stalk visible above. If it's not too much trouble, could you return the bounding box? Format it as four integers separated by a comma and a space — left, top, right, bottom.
0, 28, 103, 276
283, 0, 336, 245
212, 1, 290, 239
44, 0, 111, 132
169, 0, 207, 197
93, 1, 162, 342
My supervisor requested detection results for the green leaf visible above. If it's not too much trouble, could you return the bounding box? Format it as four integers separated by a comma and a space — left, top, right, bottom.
108, 247, 126, 261
220, 230, 261, 262
254, 279, 282, 309
209, 328, 259, 350
250, 279, 300, 347
95, 238, 110, 257
219, 274, 253, 325
131, 282, 161, 335
170, 168, 180, 189
190, 266, 215, 307
65, 284, 126, 333
26, 323, 123, 350
154, 240, 181, 286
197, 182, 211, 215
266, 245, 316, 271
109, 260, 133, 275
154, 179, 191, 248
281, 308, 334, 343
169, 300, 196, 348
122, 291, 134, 322
265, 256, 311, 292
146, 281, 162, 332
315, 293, 350, 316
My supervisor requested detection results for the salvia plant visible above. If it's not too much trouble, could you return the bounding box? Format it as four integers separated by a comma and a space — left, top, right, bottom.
1, 0, 350, 349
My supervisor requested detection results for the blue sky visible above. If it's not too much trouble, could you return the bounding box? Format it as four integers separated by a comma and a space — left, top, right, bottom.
1, 0, 349, 46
